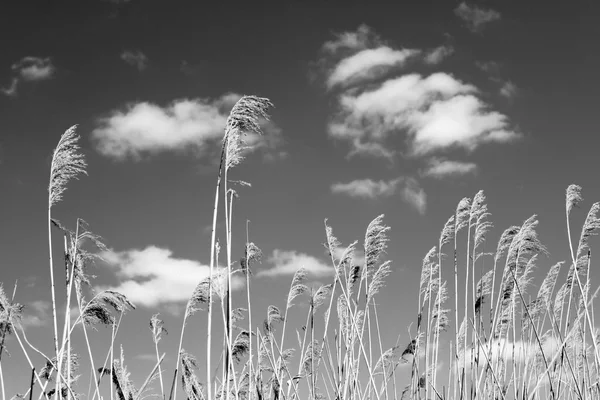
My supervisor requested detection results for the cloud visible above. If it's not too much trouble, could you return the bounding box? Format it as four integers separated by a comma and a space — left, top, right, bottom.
327, 47, 420, 89
1, 78, 18, 97
327, 68, 518, 156
20, 300, 51, 328
2, 57, 55, 97
100, 246, 244, 307
408, 94, 518, 155
476, 61, 501, 75
331, 178, 401, 199
331, 176, 427, 213
401, 178, 427, 214
462, 336, 561, 367
12, 57, 55, 81
500, 81, 519, 99
331, 247, 365, 267
92, 93, 283, 160
421, 158, 478, 178
321, 24, 374, 54
257, 250, 333, 278
424, 46, 454, 65
121, 50, 148, 71
454, 2, 501, 32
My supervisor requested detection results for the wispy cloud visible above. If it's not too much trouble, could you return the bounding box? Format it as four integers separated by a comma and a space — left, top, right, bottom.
331, 178, 401, 199
2, 56, 55, 97
321, 24, 373, 54
401, 177, 427, 215
500, 81, 519, 99
424, 45, 454, 65
92, 93, 283, 160
331, 177, 427, 214
454, 2, 501, 33
1, 78, 18, 97
327, 47, 420, 89
12, 57, 55, 81
100, 246, 244, 307
476, 61, 501, 75
20, 300, 51, 328
421, 158, 478, 179
121, 50, 148, 71
257, 250, 333, 278
320, 26, 519, 159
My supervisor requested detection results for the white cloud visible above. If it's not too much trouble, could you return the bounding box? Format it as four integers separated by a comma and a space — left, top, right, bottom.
424, 46, 454, 65
322, 24, 374, 54
20, 300, 51, 328
100, 246, 244, 307
331, 247, 365, 267
454, 2, 501, 32
327, 47, 420, 89
462, 336, 561, 367
328, 70, 517, 156
12, 57, 55, 81
331, 177, 427, 213
121, 50, 148, 71
421, 158, 478, 178
2, 57, 55, 97
92, 93, 283, 160
408, 94, 518, 155
500, 81, 518, 99
331, 178, 401, 199
401, 178, 427, 215
257, 250, 333, 278
1, 78, 18, 97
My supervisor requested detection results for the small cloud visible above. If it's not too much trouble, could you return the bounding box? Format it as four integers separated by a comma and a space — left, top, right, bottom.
2, 57, 55, 97
321, 24, 374, 54
331, 178, 402, 199
12, 57, 55, 81
100, 246, 245, 307
257, 250, 333, 278
1, 78, 18, 97
327, 47, 420, 89
92, 93, 283, 161
499, 81, 518, 99
454, 2, 501, 32
331, 176, 427, 213
476, 61, 501, 74
135, 353, 159, 362
121, 50, 148, 71
421, 158, 478, 179
401, 178, 427, 215
331, 247, 365, 266
424, 46, 454, 65
20, 300, 51, 328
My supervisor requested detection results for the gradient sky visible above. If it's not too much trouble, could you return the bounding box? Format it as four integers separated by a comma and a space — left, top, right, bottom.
1, 0, 600, 397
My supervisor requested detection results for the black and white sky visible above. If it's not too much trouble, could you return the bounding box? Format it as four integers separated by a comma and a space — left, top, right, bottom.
1, 0, 600, 393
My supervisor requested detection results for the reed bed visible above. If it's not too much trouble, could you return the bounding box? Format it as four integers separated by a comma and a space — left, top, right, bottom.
1, 95, 600, 400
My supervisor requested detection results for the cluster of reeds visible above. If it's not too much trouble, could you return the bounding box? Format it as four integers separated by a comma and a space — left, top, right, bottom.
1, 94, 600, 400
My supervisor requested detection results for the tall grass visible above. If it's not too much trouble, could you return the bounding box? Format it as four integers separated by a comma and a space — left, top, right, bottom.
2, 105, 600, 400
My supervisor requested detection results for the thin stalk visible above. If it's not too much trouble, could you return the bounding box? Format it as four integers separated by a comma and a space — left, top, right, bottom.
48, 209, 61, 399
245, 221, 253, 400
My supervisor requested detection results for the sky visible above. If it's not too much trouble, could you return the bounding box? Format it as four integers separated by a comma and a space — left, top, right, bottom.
1, 0, 600, 397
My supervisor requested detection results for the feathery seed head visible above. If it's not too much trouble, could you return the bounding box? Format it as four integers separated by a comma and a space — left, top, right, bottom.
566, 184, 583, 216
49, 126, 87, 207
364, 214, 390, 275
455, 197, 471, 233
149, 313, 167, 344
224, 95, 273, 171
